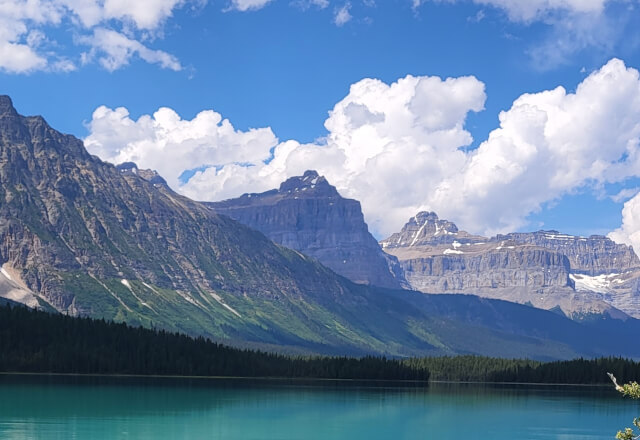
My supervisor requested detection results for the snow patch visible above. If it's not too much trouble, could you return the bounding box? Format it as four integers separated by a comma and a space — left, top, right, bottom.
121, 279, 155, 313
452, 241, 462, 249
544, 234, 576, 240
443, 249, 464, 255
410, 221, 428, 246
570, 273, 619, 294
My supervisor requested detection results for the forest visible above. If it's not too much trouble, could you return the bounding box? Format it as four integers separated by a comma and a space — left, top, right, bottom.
1, 303, 638, 384
405, 355, 640, 384
0, 303, 427, 380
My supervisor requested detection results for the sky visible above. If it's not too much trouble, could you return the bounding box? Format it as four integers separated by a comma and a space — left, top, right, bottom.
3, 0, 640, 247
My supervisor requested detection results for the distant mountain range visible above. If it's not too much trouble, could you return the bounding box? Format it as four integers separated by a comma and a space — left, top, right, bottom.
2, 95, 640, 360
382, 212, 640, 320
210, 166, 640, 321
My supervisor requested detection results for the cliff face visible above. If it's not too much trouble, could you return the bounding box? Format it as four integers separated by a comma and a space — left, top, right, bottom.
382, 211, 634, 320
401, 247, 572, 292
496, 231, 640, 276
207, 171, 407, 290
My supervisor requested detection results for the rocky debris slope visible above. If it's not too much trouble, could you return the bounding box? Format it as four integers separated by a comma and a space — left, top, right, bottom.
207, 170, 408, 290
382, 211, 636, 320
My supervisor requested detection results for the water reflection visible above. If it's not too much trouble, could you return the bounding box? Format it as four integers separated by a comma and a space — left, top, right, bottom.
0, 375, 637, 440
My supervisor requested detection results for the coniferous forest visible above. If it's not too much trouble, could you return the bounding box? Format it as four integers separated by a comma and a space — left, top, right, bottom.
1, 303, 639, 384
0, 304, 427, 380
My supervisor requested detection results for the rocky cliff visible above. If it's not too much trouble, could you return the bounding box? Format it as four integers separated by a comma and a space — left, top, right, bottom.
382, 211, 634, 319
496, 231, 640, 276
207, 170, 407, 289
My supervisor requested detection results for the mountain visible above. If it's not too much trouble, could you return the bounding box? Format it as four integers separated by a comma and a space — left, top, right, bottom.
2, 95, 640, 359
495, 231, 640, 276
206, 170, 407, 290
382, 212, 639, 319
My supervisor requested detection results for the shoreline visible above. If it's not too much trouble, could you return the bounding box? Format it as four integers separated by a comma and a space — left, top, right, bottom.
0, 371, 614, 387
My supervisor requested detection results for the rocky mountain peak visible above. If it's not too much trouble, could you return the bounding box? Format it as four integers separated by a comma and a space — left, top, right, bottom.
116, 162, 168, 187
116, 162, 139, 174
381, 211, 464, 249
278, 170, 338, 197
0, 96, 18, 118
207, 171, 408, 289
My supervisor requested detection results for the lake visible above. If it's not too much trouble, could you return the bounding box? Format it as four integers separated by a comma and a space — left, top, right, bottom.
0, 375, 637, 439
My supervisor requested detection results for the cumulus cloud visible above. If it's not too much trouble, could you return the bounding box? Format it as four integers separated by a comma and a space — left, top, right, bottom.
0, 0, 187, 73
84, 105, 279, 192
609, 193, 640, 255
85, 58, 640, 238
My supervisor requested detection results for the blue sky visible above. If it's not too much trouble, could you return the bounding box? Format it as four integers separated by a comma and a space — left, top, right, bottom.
3, 0, 640, 242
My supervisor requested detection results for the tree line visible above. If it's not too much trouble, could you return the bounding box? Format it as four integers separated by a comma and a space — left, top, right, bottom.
0, 304, 427, 381
405, 355, 640, 384
1, 303, 638, 384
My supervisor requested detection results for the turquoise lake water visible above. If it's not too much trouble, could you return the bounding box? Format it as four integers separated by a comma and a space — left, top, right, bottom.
0, 375, 637, 439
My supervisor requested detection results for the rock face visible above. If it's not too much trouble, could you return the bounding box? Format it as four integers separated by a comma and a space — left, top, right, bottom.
207, 170, 407, 290
496, 231, 640, 276
401, 248, 572, 292
382, 211, 635, 320
382, 211, 480, 248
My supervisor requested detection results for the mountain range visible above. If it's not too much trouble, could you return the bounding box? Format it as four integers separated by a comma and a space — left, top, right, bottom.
381, 212, 640, 320
1, 95, 639, 360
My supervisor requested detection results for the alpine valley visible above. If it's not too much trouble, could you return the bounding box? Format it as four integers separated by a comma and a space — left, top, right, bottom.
1, 95, 640, 360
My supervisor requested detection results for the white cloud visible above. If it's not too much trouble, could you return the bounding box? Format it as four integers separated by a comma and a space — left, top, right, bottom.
0, 41, 47, 73
0, 0, 188, 73
611, 187, 640, 203
84, 105, 279, 191
79, 28, 181, 71
334, 2, 352, 25
431, 58, 640, 235
85, 59, 640, 238
227, 0, 274, 11
609, 192, 640, 255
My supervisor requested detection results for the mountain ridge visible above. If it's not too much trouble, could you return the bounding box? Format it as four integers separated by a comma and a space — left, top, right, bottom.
207, 170, 408, 290
382, 211, 640, 319
1, 95, 640, 360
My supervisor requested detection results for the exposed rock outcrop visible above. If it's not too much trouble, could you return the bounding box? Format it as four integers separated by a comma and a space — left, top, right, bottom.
496, 231, 640, 276
207, 170, 408, 290
382, 211, 633, 320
